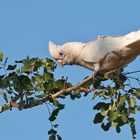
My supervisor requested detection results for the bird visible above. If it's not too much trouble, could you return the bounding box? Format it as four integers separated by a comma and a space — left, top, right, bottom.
48, 30, 140, 74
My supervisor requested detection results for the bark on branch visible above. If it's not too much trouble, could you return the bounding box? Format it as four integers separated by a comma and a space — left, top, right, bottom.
0, 74, 95, 113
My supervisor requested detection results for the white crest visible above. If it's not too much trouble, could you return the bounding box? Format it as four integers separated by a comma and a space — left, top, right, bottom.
48, 41, 59, 60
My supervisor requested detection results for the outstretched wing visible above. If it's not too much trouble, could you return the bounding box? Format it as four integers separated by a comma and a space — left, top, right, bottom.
81, 30, 140, 63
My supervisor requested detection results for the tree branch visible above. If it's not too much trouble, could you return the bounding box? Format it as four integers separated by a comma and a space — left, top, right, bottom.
0, 74, 95, 112
125, 70, 140, 75
51, 74, 94, 98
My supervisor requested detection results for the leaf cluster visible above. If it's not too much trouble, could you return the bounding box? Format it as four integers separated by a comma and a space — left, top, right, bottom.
0, 52, 140, 139
92, 72, 140, 139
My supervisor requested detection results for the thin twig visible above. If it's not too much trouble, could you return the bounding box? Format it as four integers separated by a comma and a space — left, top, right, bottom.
127, 76, 140, 86
52, 74, 94, 98
126, 77, 133, 88
125, 70, 140, 75
45, 102, 54, 128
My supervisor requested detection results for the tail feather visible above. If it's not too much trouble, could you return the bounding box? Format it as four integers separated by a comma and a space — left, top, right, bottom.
117, 39, 140, 58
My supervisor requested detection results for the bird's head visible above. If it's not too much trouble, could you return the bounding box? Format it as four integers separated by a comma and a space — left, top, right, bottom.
48, 41, 84, 66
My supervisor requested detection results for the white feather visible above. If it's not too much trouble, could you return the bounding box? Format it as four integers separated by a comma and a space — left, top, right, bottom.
81, 30, 140, 63
48, 41, 59, 60
48, 30, 140, 72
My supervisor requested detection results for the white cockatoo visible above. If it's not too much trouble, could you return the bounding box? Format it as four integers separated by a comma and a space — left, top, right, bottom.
48, 30, 140, 73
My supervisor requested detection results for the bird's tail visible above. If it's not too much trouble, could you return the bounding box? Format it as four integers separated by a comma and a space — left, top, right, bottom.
124, 39, 140, 56
117, 39, 140, 58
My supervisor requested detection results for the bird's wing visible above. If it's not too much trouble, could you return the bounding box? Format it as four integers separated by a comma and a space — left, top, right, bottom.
81, 30, 140, 63
96, 39, 140, 72
113, 39, 140, 59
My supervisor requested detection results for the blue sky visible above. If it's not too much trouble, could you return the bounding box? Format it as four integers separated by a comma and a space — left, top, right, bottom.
0, 0, 140, 140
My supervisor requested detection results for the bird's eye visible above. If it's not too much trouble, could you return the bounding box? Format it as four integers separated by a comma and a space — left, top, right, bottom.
59, 52, 64, 56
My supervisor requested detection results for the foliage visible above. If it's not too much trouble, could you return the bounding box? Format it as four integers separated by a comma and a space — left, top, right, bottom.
0, 52, 140, 139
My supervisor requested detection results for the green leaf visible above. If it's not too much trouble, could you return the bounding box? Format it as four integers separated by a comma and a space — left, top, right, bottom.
35, 84, 44, 91
74, 89, 81, 99
43, 73, 54, 82
52, 99, 65, 110
36, 92, 48, 98
132, 88, 140, 99
120, 113, 128, 123
93, 113, 104, 124
19, 100, 26, 108
70, 89, 81, 100
7, 65, 17, 70
108, 110, 119, 122
2, 92, 9, 103
92, 91, 104, 99
130, 121, 136, 139
58, 103, 65, 110
53, 80, 65, 89
14, 75, 33, 91
0, 77, 10, 89
101, 122, 111, 131
26, 91, 34, 96
137, 106, 140, 111
21, 60, 33, 73
0, 75, 5, 79
53, 124, 59, 128
28, 98, 38, 107
49, 135, 56, 140
70, 93, 75, 100
43, 81, 54, 91
127, 97, 136, 108
82, 79, 93, 88
45, 58, 56, 71
93, 102, 110, 110
49, 109, 59, 122
33, 58, 43, 68
48, 129, 57, 135
93, 78, 101, 88
101, 110, 109, 117
35, 75, 43, 84
52, 99, 60, 107
119, 94, 127, 107
0, 52, 3, 61
116, 126, 121, 133
57, 135, 62, 140
8, 72, 16, 78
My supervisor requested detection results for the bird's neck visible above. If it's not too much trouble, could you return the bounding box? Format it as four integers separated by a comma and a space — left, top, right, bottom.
70, 43, 85, 64
66, 43, 96, 71
63, 42, 84, 65
63, 42, 95, 71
